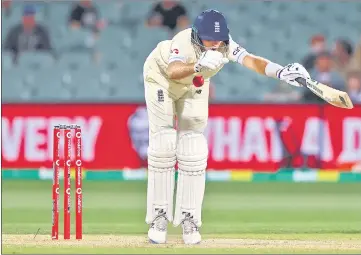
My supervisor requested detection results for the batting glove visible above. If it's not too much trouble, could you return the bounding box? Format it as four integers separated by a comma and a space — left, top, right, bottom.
277, 63, 311, 87
194, 50, 229, 73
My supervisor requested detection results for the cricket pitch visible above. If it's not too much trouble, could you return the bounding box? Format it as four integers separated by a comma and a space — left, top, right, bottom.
3, 234, 361, 251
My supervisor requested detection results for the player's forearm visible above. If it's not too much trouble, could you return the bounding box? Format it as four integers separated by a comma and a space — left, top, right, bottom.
242, 55, 282, 79
166, 61, 196, 80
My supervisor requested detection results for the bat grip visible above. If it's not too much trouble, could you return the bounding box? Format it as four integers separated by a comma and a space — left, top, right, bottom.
295, 77, 307, 87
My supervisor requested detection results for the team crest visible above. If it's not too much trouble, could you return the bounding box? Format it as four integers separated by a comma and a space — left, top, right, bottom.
214, 22, 220, 32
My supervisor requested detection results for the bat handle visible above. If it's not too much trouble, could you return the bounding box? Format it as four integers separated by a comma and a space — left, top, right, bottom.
295, 77, 307, 87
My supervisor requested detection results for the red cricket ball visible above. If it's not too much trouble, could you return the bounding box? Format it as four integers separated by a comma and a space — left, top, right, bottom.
193, 75, 204, 87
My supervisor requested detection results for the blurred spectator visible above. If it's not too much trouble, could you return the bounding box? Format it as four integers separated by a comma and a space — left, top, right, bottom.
146, 0, 189, 35
303, 52, 345, 103
302, 34, 326, 71
68, 0, 106, 34
4, 5, 53, 63
263, 81, 302, 102
332, 38, 354, 77
2, 0, 12, 17
349, 38, 361, 72
346, 71, 361, 103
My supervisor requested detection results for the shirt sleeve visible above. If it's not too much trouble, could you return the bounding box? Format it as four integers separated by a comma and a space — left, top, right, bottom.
168, 41, 187, 64
4, 26, 18, 52
147, 3, 161, 20
176, 5, 187, 17
69, 5, 82, 22
38, 26, 52, 50
227, 34, 249, 64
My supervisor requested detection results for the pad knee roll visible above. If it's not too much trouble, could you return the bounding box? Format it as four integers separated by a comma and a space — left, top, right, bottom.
176, 132, 208, 173
174, 132, 208, 227
146, 129, 177, 224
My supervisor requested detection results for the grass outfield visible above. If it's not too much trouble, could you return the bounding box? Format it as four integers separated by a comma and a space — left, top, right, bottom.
2, 181, 361, 254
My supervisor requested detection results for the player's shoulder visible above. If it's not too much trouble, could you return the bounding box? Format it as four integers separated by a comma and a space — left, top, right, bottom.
168, 28, 196, 63
171, 28, 192, 44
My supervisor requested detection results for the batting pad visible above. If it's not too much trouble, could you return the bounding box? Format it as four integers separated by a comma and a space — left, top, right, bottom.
173, 132, 208, 227
146, 129, 177, 224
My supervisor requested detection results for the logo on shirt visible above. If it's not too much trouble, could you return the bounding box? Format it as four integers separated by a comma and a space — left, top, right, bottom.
214, 22, 220, 33
171, 49, 179, 54
233, 46, 241, 56
157, 89, 164, 102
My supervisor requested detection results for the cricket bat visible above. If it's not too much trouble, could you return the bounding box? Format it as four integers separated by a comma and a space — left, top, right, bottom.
295, 77, 354, 109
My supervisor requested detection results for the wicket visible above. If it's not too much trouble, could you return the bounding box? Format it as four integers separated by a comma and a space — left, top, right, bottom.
52, 125, 83, 240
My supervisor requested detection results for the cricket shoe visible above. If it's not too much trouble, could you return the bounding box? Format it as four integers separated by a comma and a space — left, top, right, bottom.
181, 212, 201, 245
148, 209, 168, 244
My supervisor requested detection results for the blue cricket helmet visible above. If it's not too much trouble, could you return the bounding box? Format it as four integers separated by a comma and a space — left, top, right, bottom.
192, 9, 230, 44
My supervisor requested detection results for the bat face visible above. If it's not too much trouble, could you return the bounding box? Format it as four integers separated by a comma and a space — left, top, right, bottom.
325, 92, 353, 109
296, 77, 354, 109
308, 80, 353, 109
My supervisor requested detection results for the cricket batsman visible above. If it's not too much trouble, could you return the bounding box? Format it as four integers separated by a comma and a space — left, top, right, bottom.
143, 9, 310, 244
